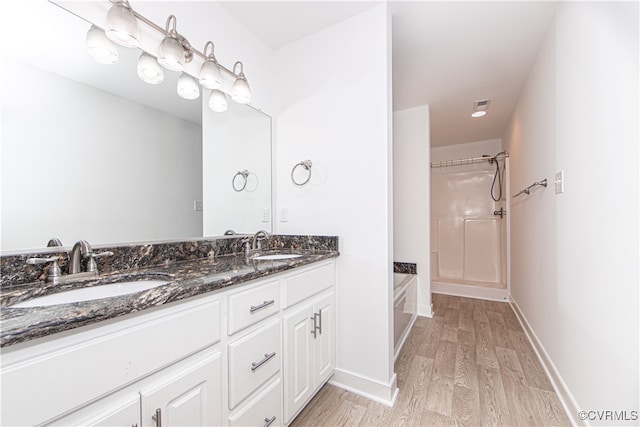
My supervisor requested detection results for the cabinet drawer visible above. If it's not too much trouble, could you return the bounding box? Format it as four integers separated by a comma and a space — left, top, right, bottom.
228, 320, 281, 409
228, 280, 280, 335
283, 262, 335, 309
229, 378, 282, 427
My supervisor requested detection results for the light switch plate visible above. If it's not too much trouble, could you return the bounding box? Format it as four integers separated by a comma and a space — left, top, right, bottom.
261, 208, 270, 223
194, 200, 203, 211
279, 206, 289, 222
555, 170, 564, 194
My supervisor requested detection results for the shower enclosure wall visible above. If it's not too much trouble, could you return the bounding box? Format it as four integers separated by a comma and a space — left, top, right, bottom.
430, 155, 509, 301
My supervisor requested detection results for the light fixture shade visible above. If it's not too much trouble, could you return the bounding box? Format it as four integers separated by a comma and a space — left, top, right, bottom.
231, 76, 251, 104
208, 89, 228, 112
471, 111, 487, 118
199, 60, 222, 89
105, 1, 140, 48
137, 52, 164, 84
158, 34, 185, 71
177, 72, 200, 100
86, 25, 118, 64
231, 61, 251, 104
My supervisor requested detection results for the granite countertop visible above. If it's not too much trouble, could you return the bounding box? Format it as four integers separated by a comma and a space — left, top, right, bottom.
0, 249, 338, 348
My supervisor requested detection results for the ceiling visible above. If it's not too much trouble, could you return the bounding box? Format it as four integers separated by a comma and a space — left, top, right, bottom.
220, 1, 558, 147
4, 1, 558, 148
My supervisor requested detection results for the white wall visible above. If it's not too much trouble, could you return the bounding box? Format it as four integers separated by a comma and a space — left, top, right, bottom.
1, 59, 202, 251
273, 5, 396, 404
393, 106, 432, 317
504, 2, 639, 425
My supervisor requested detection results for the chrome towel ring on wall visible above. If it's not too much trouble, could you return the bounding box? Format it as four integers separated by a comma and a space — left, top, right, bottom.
232, 169, 249, 192
291, 160, 312, 186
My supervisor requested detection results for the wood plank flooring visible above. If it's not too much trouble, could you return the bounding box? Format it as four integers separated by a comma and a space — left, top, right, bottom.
290, 294, 571, 427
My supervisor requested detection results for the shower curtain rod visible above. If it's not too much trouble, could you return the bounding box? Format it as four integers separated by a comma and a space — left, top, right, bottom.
430, 153, 509, 169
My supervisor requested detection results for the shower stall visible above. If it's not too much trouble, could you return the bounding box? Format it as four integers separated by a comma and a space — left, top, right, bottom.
430, 152, 509, 301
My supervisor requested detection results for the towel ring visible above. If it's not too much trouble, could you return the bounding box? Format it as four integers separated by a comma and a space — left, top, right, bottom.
291, 160, 312, 186
232, 169, 249, 192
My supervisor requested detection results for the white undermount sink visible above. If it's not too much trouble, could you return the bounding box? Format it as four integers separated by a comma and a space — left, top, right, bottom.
252, 254, 304, 261
11, 279, 170, 308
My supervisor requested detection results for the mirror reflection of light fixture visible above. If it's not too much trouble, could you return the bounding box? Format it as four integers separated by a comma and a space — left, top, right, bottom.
177, 72, 200, 100
472, 99, 490, 118
158, 15, 186, 71
104, 0, 139, 48
231, 61, 251, 104
208, 89, 228, 112
137, 52, 164, 84
199, 42, 222, 89
86, 25, 118, 64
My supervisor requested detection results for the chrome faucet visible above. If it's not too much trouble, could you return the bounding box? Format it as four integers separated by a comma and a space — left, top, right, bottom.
26, 240, 113, 284
68, 240, 113, 275
69, 240, 92, 274
251, 230, 271, 250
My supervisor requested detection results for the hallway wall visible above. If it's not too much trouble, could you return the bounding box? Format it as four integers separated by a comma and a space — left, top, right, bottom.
503, 2, 639, 425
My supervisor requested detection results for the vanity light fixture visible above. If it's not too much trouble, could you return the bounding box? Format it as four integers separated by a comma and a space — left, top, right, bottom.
177, 72, 200, 100
137, 52, 164, 84
231, 61, 251, 104
199, 42, 222, 89
208, 89, 228, 112
86, 1, 253, 110
86, 25, 118, 64
471, 99, 490, 118
104, 0, 140, 48
157, 15, 188, 71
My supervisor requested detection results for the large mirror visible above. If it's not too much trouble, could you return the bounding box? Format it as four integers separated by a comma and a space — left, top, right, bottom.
0, 1, 272, 253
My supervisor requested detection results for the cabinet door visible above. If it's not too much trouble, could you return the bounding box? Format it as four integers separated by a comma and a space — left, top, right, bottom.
283, 304, 314, 423
140, 349, 222, 427
313, 292, 334, 386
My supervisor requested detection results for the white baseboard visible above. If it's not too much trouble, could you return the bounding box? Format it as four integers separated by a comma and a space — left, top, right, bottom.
509, 296, 584, 426
329, 368, 399, 407
417, 303, 433, 318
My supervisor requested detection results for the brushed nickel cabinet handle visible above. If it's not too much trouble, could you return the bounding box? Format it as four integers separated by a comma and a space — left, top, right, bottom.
250, 299, 275, 313
152, 408, 162, 427
251, 352, 276, 371
315, 309, 322, 335
263, 416, 276, 427
310, 315, 317, 338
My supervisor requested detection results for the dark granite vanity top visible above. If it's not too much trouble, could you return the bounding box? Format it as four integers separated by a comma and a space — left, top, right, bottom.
1, 244, 338, 348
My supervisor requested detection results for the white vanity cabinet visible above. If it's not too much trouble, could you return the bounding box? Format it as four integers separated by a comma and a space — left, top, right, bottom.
49, 347, 223, 427
1, 258, 336, 427
282, 263, 336, 424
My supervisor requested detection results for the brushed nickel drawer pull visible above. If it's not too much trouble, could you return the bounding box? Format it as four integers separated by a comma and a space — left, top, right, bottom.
263, 416, 276, 427
250, 299, 275, 313
251, 352, 276, 371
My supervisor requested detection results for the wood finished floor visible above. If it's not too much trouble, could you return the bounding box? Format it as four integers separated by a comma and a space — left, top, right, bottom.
290, 293, 571, 427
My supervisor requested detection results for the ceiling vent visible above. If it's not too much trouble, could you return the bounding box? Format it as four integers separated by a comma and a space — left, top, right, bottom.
472, 99, 490, 117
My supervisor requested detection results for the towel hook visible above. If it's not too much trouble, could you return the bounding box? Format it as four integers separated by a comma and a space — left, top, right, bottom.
291, 160, 312, 186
